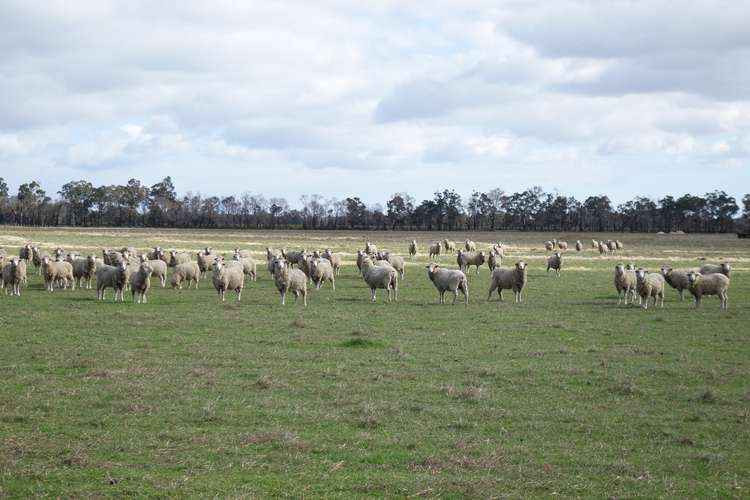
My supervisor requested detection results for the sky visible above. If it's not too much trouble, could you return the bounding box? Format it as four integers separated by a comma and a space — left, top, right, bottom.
1, 0, 749, 207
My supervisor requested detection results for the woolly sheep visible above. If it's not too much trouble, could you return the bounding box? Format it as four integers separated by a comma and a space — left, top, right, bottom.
687, 271, 730, 310
544, 241, 554, 252
575, 240, 583, 252
272, 258, 307, 306
233, 248, 250, 259
426, 263, 468, 305
146, 247, 165, 261
212, 258, 244, 302
310, 258, 335, 290
232, 254, 257, 281
547, 252, 563, 277
557, 240, 569, 251
96, 261, 129, 301
31, 246, 51, 274
70, 255, 97, 289
698, 262, 731, 277
598, 241, 607, 254
266, 248, 281, 276
442, 239, 456, 253
607, 240, 617, 252
139, 255, 168, 288
487, 250, 502, 271
364, 242, 378, 255
635, 269, 665, 309
169, 250, 190, 267
360, 255, 398, 302
19, 244, 32, 263
41, 256, 74, 291
170, 261, 201, 289
323, 248, 342, 276
281, 248, 307, 266
660, 267, 690, 301
428, 242, 441, 259
380, 252, 405, 280
356, 250, 367, 274
488, 261, 528, 303
465, 239, 477, 251
2, 257, 26, 296
457, 250, 486, 275
591, 239, 598, 249
130, 261, 153, 304
614, 263, 637, 305
615, 240, 624, 250
196, 251, 217, 277
408, 240, 418, 258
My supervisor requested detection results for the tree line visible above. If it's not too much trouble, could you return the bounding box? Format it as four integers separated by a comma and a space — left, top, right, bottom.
0, 176, 748, 233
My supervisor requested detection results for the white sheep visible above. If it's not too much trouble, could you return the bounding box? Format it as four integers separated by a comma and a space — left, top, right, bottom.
41, 256, 74, 291
557, 240, 569, 251
544, 241, 554, 252
356, 250, 367, 274
234, 248, 250, 259
169, 251, 190, 267
381, 252, 405, 280
272, 258, 307, 306
591, 239, 598, 249
699, 262, 731, 277
465, 239, 477, 252
488, 261, 528, 303
442, 239, 456, 253
146, 247, 165, 261
635, 269, 665, 309
487, 250, 502, 271
70, 255, 98, 289
212, 258, 244, 302
598, 241, 607, 254
281, 248, 307, 267
687, 271, 730, 310
323, 248, 342, 276
138, 255, 168, 288
360, 256, 398, 302
426, 263, 468, 305
428, 242, 441, 259
196, 252, 217, 277
266, 248, 281, 276
233, 254, 257, 281
547, 252, 563, 277
364, 242, 378, 255
96, 261, 129, 301
607, 240, 617, 252
408, 240, 418, 258
19, 244, 32, 263
615, 240, 624, 250
614, 263, 637, 305
660, 267, 690, 301
310, 258, 335, 290
575, 240, 583, 252
2, 257, 26, 296
170, 262, 201, 289
457, 250, 486, 275
31, 246, 50, 275
130, 261, 153, 304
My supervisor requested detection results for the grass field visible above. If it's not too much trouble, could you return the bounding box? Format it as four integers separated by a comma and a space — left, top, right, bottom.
1, 227, 749, 498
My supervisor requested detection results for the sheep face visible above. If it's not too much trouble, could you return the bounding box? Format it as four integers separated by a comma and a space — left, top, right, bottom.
687, 271, 701, 285
516, 261, 527, 271
615, 264, 625, 275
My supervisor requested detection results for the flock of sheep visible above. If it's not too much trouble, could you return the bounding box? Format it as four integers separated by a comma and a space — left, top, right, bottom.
0, 237, 733, 310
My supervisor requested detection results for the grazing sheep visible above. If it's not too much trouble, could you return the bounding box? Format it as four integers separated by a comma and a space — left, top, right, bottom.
212, 258, 244, 302
364, 242, 378, 255
139, 255, 168, 288
575, 240, 583, 252
487, 250, 502, 271
465, 239, 477, 251
547, 251, 563, 277
70, 255, 98, 289
442, 239, 456, 253
488, 261, 528, 303
323, 248, 342, 276
170, 261, 201, 289
272, 258, 307, 306
699, 262, 731, 277
687, 271, 730, 310
196, 251, 217, 277
281, 248, 307, 266
41, 256, 74, 291
169, 251, 191, 267
429, 242, 441, 259
544, 241, 554, 252
2, 257, 26, 296
457, 250, 486, 275
408, 240, 418, 258
360, 256, 398, 302
661, 267, 690, 301
426, 263, 468, 305
310, 258, 335, 290
96, 261, 129, 301
635, 269, 665, 309
614, 263, 637, 305
380, 252, 406, 280
557, 240, 569, 251
130, 261, 153, 304
233, 254, 257, 281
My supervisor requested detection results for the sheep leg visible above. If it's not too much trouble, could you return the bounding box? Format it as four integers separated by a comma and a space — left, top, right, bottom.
452, 290, 458, 305
281, 291, 286, 305
236, 288, 241, 302
371, 288, 377, 302
302, 290, 307, 307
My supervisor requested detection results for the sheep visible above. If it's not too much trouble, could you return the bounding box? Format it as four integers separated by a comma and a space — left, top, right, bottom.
323, 248, 342, 276
635, 269, 665, 309
170, 261, 201, 289
660, 267, 690, 301
457, 250, 486, 275
272, 258, 307, 306
96, 261, 129, 301
442, 239, 456, 253
547, 252, 563, 277
233, 248, 250, 259
233, 254, 257, 281
130, 261, 153, 304
356, 250, 367, 274
598, 241, 607, 254
146, 246, 165, 261
281, 248, 307, 266
591, 239, 598, 249
196, 251, 218, 277
266, 248, 281, 276
364, 242, 378, 255
31, 246, 50, 274
699, 262, 731, 277
607, 240, 617, 252
360, 255, 398, 302
557, 240, 569, 251
489, 243, 505, 259
426, 263, 468, 305
19, 244, 32, 263
380, 252, 406, 279
120, 246, 136, 256
686, 271, 730, 310
408, 240, 418, 258
2, 257, 26, 296
169, 250, 190, 267
41, 256, 74, 291
428, 242, 441, 259
212, 258, 244, 301
104, 249, 130, 266
465, 239, 477, 251
614, 263, 637, 305
487, 250, 502, 271
488, 261, 528, 303
615, 240, 624, 250
70, 255, 98, 289
310, 258, 335, 290
544, 241, 554, 252
139, 255, 168, 288
575, 240, 583, 252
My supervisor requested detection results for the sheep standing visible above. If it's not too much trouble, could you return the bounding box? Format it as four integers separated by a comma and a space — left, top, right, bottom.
661, 268, 690, 301
598, 241, 607, 254
465, 239, 477, 252
457, 250, 486, 275
544, 241, 554, 252
31, 247, 51, 275
442, 239, 456, 253
360, 256, 398, 303
323, 248, 342, 276
687, 271, 730, 310
635, 269, 665, 309
41, 256, 74, 291
146, 247, 165, 261
196, 252, 217, 278
557, 240, 569, 251
212, 258, 244, 302
96, 262, 129, 301
272, 258, 307, 306
429, 242, 441, 259
356, 250, 367, 274
266, 248, 281, 276
547, 252, 563, 277
234, 248, 250, 258
607, 240, 617, 252
2, 257, 26, 296
19, 244, 32, 263
70, 255, 98, 289
310, 258, 335, 290
575, 240, 583, 252
130, 261, 153, 304
281, 248, 307, 267
591, 239, 599, 249
170, 262, 201, 289
615, 240, 624, 250
614, 263, 637, 305
699, 262, 731, 277
380, 252, 405, 279
408, 240, 417, 258
364, 242, 378, 255
138, 255, 168, 288
233, 254, 257, 281
487, 250, 502, 271
426, 263, 468, 305
488, 261, 528, 303
169, 251, 190, 267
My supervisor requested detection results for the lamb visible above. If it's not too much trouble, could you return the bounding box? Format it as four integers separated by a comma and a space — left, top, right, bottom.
212, 258, 244, 302
360, 256, 398, 302
575, 240, 583, 252
428, 242, 441, 259
465, 239, 477, 251
232, 254, 257, 281
381, 252, 405, 280
547, 252, 563, 277
96, 261, 129, 301
196, 251, 217, 277
457, 250, 486, 275
442, 239, 456, 253
70, 255, 98, 289
698, 262, 731, 277
41, 256, 74, 291
281, 248, 307, 266
614, 263, 637, 305
557, 240, 569, 251
272, 258, 307, 306
130, 261, 153, 304
544, 241, 554, 252
364, 242, 378, 255
488, 261, 528, 303
169, 250, 191, 267
635, 269, 665, 309
2, 257, 26, 296
323, 248, 342, 276
408, 240, 418, 258
660, 267, 690, 301
426, 263, 468, 305
686, 271, 730, 310
139, 255, 168, 288
170, 261, 201, 289
310, 258, 335, 290
487, 250, 502, 271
